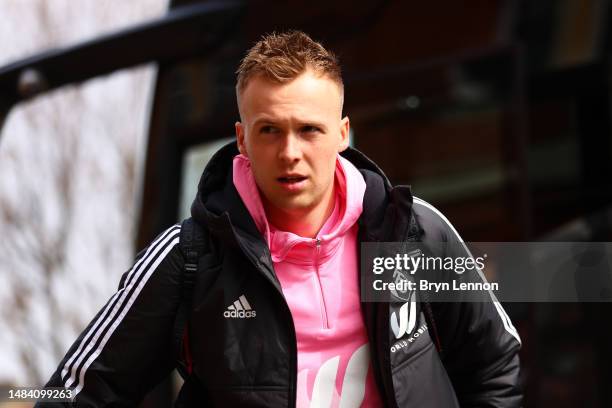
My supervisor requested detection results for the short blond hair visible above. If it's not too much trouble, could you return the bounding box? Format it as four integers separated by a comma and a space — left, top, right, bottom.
236, 30, 343, 98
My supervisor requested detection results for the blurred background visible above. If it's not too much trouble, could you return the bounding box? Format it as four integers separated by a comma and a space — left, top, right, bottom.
1, 0, 612, 406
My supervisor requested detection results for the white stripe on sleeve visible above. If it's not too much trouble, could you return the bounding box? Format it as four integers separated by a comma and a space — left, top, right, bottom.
413, 197, 521, 344
61, 225, 181, 390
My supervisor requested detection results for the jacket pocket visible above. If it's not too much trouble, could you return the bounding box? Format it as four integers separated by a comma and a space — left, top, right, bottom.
177, 377, 289, 408
388, 310, 433, 370
391, 341, 459, 407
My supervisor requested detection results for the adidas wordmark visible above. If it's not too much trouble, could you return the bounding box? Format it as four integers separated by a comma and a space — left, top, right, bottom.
224, 295, 256, 319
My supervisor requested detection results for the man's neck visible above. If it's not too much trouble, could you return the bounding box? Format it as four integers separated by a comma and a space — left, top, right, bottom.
264, 190, 335, 238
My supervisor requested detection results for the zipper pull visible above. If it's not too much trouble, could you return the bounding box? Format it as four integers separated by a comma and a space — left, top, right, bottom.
315, 238, 321, 247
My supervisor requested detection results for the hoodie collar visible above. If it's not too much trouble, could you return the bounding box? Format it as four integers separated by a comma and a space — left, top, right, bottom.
232, 153, 366, 264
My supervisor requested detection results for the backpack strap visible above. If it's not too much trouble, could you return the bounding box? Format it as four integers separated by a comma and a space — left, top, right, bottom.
174, 217, 208, 377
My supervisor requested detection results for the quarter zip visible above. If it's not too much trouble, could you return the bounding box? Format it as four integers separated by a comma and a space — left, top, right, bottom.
313, 237, 330, 329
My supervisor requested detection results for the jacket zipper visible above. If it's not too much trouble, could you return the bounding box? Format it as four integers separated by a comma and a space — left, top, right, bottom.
263, 251, 298, 408
357, 228, 396, 407
314, 238, 330, 329
233, 235, 298, 408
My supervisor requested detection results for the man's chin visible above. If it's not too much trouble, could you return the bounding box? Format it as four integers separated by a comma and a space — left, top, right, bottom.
269, 198, 313, 215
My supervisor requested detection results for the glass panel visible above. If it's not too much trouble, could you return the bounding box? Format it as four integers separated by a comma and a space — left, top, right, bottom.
351, 53, 523, 241
179, 137, 235, 221
0, 0, 172, 386
0, 64, 159, 387
0, 0, 168, 65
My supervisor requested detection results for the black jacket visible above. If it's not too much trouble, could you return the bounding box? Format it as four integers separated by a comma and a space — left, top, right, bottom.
41, 142, 522, 407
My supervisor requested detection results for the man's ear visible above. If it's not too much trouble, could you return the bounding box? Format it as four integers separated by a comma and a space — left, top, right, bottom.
338, 116, 350, 152
236, 121, 248, 156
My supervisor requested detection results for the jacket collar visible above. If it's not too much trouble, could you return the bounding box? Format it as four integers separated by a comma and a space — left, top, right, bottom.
190, 141, 420, 245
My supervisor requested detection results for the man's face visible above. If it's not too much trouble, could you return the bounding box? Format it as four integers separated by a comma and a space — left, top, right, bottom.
236, 69, 349, 218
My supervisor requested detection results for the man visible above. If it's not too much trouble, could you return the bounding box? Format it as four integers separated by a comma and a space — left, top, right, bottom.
42, 31, 521, 407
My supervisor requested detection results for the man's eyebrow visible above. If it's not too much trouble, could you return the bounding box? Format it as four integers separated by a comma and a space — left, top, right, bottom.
252, 117, 279, 126
252, 117, 327, 129
298, 121, 327, 129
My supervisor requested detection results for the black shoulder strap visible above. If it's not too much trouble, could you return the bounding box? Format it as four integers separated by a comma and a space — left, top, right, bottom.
407, 207, 444, 357
174, 217, 208, 375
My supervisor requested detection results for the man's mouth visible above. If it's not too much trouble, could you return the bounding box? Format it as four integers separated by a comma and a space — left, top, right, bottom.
278, 175, 307, 184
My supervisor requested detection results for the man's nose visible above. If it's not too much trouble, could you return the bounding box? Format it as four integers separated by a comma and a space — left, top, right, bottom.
278, 133, 302, 163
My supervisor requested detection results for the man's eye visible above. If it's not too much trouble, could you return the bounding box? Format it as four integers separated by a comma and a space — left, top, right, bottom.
260, 126, 278, 134
301, 126, 321, 133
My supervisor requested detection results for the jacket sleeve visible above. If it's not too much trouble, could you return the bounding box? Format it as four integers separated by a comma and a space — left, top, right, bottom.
36, 224, 184, 407
413, 198, 523, 407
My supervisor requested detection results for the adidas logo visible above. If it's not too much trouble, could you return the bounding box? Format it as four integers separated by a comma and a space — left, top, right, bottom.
223, 295, 257, 319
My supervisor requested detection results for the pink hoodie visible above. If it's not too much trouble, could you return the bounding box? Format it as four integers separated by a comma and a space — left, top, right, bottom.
233, 154, 382, 408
